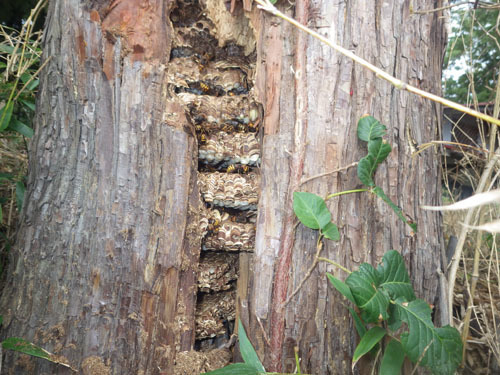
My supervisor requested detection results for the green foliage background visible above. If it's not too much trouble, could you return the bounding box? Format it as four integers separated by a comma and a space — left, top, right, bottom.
0, 0, 45, 30
444, 6, 500, 103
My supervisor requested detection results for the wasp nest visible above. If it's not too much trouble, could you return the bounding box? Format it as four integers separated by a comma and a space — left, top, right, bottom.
166, 58, 248, 96
169, 0, 259, 354
195, 290, 236, 339
186, 96, 260, 134
199, 208, 256, 251
203, 222, 255, 251
198, 131, 260, 166
197, 252, 238, 292
198, 172, 260, 210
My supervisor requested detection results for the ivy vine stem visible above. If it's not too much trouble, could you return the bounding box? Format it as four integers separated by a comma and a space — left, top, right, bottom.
325, 189, 369, 201
254, 0, 500, 127
318, 257, 352, 274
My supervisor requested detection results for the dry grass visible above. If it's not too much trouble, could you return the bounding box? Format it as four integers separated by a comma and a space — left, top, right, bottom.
440, 5, 500, 371
444, 209, 500, 372
0, 134, 28, 269
0, 0, 45, 271
443, 191, 500, 374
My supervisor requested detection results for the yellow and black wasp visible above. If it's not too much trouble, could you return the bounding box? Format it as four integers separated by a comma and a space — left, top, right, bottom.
199, 81, 210, 93
226, 164, 250, 174
247, 120, 259, 132
206, 217, 221, 237
197, 133, 207, 145
196, 52, 213, 73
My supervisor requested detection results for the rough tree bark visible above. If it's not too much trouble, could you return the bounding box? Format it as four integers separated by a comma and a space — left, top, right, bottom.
0, 0, 447, 374
0, 0, 202, 373
247, 0, 447, 373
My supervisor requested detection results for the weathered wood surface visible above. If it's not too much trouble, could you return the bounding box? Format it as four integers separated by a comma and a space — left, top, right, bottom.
247, 0, 447, 373
0, 0, 201, 373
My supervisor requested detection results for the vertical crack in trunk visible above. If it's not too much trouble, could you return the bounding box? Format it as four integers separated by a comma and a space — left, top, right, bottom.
165, 1, 260, 373
268, 1, 309, 370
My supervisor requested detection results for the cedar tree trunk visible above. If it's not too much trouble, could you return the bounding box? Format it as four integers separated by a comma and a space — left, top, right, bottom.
246, 0, 447, 373
0, 0, 200, 373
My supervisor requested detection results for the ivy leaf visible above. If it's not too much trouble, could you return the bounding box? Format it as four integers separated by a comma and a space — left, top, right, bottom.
372, 187, 417, 232
346, 263, 390, 323
356, 138, 391, 188
395, 299, 462, 375
345, 251, 416, 324
352, 326, 386, 367
293, 192, 331, 230
322, 222, 340, 241
326, 274, 371, 341
204, 363, 261, 375
377, 250, 415, 302
327, 273, 355, 304
380, 339, 405, 375
367, 138, 392, 167
238, 320, 265, 372
357, 156, 375, 187
387, 302, 403, 332
347, 306, 367, 338
357, 115, 387, 142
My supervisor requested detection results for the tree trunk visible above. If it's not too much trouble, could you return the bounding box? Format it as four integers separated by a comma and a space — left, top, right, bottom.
246, 0, 447, 373
0, 0, 447, 374
0, 0, 202, 373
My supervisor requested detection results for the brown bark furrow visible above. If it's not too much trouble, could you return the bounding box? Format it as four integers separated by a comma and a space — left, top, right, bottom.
0, 1, 447, 374
0, 0, 188, 373
267, 1, 310, 370
249, 1, 446, 373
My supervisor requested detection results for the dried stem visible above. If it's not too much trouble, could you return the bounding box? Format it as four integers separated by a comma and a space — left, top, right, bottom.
254, 0, 500, 126
447, 74, 500, 325
411, 1, 472, 14
284, 237, 323, 306
299, 161, 358, 186
256, 316, 271, 347
461, 222, 483, 365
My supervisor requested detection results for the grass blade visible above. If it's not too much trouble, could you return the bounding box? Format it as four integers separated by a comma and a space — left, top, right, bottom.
238, 320, 265, 372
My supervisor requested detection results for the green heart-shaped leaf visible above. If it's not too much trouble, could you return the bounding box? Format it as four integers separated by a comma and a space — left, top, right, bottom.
293, 192, 331, 230
357, 115, 387, 142
322, 222, 340, 241
395, 299, 462, 375
353, 326, 386, 366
